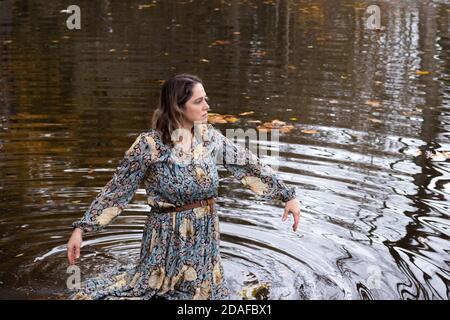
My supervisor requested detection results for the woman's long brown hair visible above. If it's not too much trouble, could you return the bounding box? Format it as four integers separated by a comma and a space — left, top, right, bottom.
152, 73, 203, 147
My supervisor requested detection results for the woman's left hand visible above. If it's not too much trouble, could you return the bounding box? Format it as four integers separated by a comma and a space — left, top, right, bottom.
282, 198, 301, 232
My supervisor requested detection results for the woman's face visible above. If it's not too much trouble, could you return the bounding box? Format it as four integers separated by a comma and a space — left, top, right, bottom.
181, 83, 210, 124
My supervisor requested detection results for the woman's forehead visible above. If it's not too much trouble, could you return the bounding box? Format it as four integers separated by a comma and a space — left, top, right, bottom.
191, 84, 206, 99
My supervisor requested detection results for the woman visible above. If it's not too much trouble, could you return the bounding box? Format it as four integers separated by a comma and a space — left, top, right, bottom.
66, 73, 301, 300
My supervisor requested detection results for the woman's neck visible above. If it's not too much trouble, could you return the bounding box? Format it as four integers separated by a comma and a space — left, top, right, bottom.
180, 120, 194, 135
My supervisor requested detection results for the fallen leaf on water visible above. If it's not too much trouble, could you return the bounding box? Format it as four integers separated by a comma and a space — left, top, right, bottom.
15, 253, 24, 257
223, 115, 239, 123
415, 70, 430, 75
200, 58, 209, 63
365, 100, 380, 107
212, 40, 231, 46
10, 112, 48, 120
239, 283, 270, 300
239, 111, 255, 116
279, 125, 295, 133
256, 119, 295, 133
138, 4, 156, 9
261, 120, 286, 128
256, 125, 270, 132
329, 99, 339, 104
208, 117, 227, 124
253, 51, 267, 57
289, 117, 298, 121
207, 113, 228, 124
301, 129, 319, 134
109, 48, 116, 52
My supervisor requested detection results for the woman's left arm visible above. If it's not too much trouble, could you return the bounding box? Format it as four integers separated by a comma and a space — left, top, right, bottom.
211, 126, 301, 231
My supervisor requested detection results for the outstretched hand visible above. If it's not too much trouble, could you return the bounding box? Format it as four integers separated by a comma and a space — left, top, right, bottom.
67, 228, 83, 265
282, 198, 301, 232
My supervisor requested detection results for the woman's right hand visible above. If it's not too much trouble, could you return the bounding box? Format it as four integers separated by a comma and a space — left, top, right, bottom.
67, 228, 83, 265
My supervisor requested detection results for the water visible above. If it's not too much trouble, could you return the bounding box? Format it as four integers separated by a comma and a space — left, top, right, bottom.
0, 0, 449, 299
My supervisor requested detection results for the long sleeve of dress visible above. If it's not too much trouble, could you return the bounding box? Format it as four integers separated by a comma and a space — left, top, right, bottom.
212, 126, 297, 204
72, 132, 155, 233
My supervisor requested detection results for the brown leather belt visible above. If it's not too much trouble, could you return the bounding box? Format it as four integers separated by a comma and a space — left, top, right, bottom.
158, 197, 215, 213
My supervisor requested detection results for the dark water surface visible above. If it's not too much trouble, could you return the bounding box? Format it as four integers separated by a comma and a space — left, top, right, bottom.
0, 0, 449, 299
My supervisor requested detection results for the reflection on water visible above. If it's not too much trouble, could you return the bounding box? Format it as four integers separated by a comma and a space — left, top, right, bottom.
0, 0, 449, 299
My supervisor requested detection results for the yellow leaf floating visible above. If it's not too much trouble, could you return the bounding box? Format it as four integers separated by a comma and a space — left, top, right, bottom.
301, 129, 319, 134
224, 116, 238, 123
207, 114, 227, 124
415, 70, 430, 75
239, 283, 270, 300
207, 113, 240, 124
256, 125, 270, 132
279, 125, 295, 133
212, 40, 231, 46
239, 111, 255, 116
138, 4, 156, 9
256, 119, 295, 133
365, 100, 380, 107
246, 120, 262, 124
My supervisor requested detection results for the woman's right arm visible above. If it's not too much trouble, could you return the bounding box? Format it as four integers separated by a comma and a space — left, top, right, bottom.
67, 131, 157, 265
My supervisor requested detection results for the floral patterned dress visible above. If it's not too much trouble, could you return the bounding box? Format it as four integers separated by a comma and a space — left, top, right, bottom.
70, 123, 297, 300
